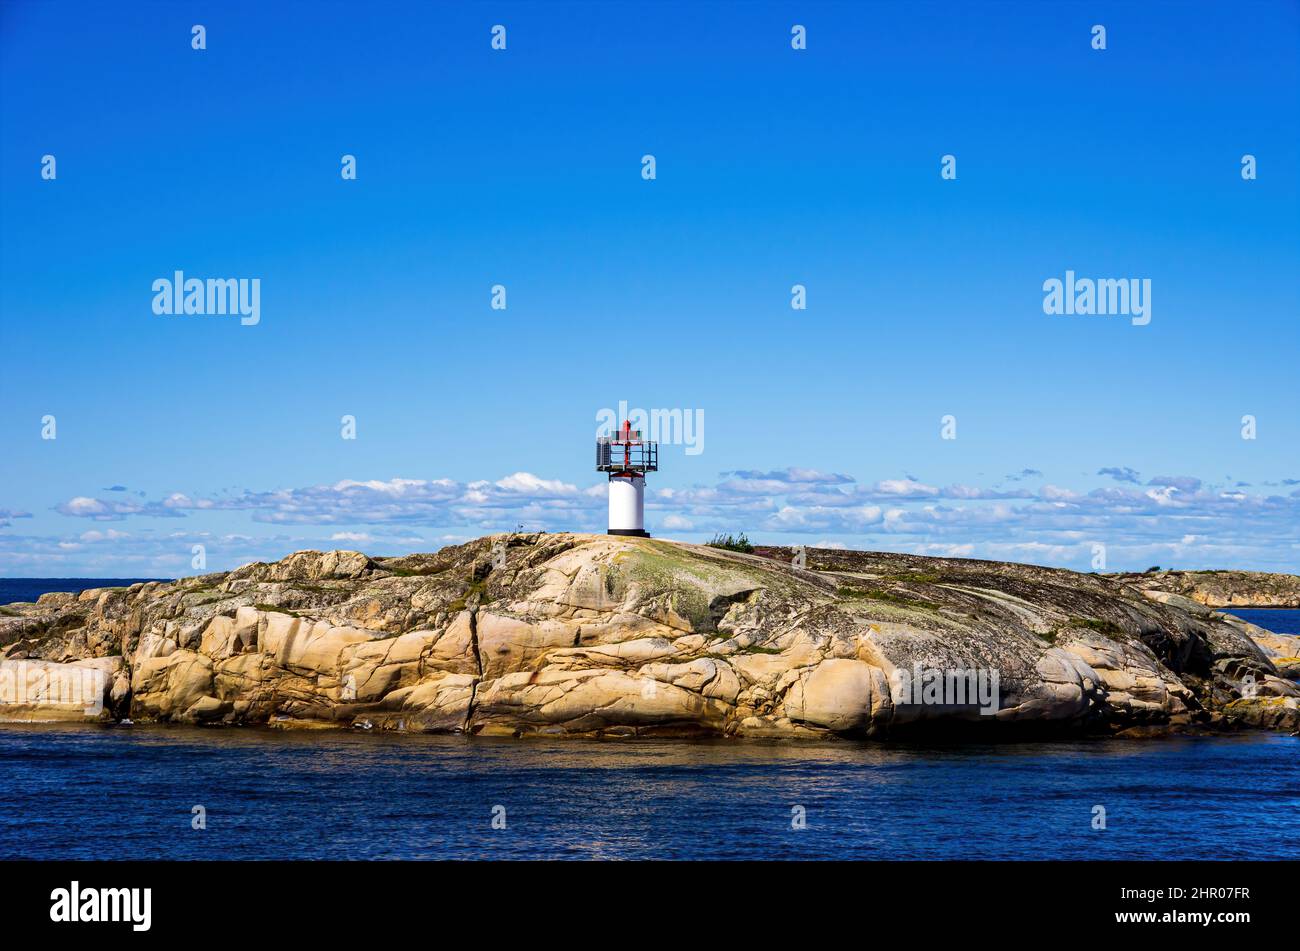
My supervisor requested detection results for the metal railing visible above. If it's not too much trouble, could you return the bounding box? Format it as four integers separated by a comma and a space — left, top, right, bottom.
597, 438, 658, 472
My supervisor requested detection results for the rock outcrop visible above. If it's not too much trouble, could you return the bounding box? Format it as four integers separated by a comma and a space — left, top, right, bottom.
1112, 569, 1300, 608
2, 535, 1296, 736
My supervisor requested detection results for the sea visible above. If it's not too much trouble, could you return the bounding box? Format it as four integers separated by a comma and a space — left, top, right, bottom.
0, 577, 169, 604
1, 580, 1297, 860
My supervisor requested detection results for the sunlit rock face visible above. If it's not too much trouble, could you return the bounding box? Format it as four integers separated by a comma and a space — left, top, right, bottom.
2, 534, 1296, 736
1111, 569, 1300, 608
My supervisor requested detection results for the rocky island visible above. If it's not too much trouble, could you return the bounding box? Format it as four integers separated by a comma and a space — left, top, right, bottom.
2, 534, 1297, 737
1110, 568, 1300, 609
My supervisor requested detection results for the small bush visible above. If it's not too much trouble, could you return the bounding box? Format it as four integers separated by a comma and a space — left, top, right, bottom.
706, 532, 754, 553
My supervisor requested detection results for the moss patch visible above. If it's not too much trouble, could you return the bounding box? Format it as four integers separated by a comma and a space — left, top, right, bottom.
837, 586, 939, 612
602, 541, 778, 634
1225, 695, 1287, 710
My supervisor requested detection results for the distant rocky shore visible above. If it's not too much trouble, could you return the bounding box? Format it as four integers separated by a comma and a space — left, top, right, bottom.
2, 535, 1297, 736
1109, 568, 1300, 609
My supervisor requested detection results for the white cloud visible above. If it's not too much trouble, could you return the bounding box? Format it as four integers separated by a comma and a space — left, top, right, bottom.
329, 532, 373, 543
873, 478, 939, 497
494, 472, 579, 495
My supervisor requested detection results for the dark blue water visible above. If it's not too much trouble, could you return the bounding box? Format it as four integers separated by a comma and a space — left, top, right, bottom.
0, 726, 1296, 860
0, 578, 169, 604
1226, 608, 1300, 635
3, 585, 1296, 859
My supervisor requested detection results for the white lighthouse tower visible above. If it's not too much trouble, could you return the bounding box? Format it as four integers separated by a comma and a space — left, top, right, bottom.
596, 418, 658, 537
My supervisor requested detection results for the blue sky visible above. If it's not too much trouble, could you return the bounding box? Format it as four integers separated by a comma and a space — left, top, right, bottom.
1, 0, 1297, 576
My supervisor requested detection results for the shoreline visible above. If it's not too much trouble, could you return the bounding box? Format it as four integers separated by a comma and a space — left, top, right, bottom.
3, 712, 1298, 742
3, 718, 1296, 748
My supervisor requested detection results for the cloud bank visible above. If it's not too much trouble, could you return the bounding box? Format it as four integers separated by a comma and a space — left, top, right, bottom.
4, 467, 1297, 576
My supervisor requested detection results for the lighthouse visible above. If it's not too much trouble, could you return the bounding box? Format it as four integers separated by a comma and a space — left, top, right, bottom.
596, 419, 658, 537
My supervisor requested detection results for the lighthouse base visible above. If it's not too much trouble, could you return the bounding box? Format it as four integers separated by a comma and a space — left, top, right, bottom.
608, 528, 650, 538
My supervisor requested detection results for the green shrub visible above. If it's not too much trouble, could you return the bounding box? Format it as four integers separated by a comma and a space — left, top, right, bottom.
706, 532, 754, 554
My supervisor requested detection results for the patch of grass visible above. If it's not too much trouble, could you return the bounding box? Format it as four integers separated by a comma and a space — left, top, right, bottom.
448, 577, 491, 613
0, 606, 18, 617
1067, 617, 1123, 637
379, 552, 457, 578
253, 603, 301, 618
881, 571, 942, 584
706, 532, 754, 554
386, 566, 445, 578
